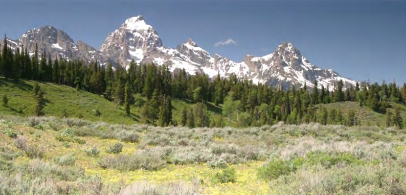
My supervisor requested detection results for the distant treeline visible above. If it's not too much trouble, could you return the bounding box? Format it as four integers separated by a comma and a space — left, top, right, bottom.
1, 38, 405, 128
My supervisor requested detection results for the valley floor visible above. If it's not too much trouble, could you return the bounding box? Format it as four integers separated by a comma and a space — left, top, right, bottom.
1, 115, 406, 195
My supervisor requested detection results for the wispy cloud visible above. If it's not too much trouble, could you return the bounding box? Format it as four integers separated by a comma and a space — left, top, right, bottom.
214, 38, 237, 47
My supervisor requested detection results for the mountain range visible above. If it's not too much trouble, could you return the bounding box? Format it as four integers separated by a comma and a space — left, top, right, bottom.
1, 15, 357, 90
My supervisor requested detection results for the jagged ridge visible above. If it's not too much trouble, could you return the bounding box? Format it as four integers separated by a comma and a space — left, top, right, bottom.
0, 15, 357, 90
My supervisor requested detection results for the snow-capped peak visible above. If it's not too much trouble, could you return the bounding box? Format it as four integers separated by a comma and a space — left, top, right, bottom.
186, 38, 197, 47
2, 16, 358, 91
123, 15, 152, 31
181, 38, 206, 52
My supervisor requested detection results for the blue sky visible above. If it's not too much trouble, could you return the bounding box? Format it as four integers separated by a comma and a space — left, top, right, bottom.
1, 0, 405, 84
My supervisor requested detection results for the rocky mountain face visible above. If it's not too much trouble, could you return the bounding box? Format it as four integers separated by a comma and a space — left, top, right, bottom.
99, 16, 163, 66
240, 42, 357, 89
1, 16, 357, 90
1, 26, 101, 64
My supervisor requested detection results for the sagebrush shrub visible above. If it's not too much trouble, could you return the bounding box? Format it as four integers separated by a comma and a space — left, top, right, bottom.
84, 147, 100, 157
106, 142, 123, 154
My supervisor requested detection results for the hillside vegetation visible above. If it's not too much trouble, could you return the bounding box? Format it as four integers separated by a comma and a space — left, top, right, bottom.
0, 77, 223, 126
1, 77, 406, 130
1, 39, 406, 129
1, 115, 406, 194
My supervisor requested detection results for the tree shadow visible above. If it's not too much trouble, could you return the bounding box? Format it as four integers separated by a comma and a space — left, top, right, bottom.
130, 113, 140, 122
206, 103, 222, 114
0, 78, 33, 92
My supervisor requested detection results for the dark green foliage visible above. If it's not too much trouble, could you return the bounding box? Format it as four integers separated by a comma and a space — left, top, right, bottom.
33, 83, 45, 116
124, 81, 131, 116
392, 106, 403, 129
2, 94, 8, 107
304, 151, 362, 168
258, 151, 363, 181
181, 107, 188, 126
0, 39, 405, 128
6, 129, 17, 138
187, 108, 195, 128
212, 167, 236, 183
257, 158, 294, 181
334, 80, 344, 102
192, 102, 210, 127
142, 89, 160, 124
346, 110, 357, 126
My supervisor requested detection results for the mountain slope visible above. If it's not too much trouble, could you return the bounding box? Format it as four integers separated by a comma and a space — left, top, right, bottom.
1, 15, 358, 90
1, 26, 102, 64
96, 16, 358, 89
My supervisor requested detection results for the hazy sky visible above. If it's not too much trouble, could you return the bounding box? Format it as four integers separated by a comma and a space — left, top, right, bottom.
1, 0, 405, 84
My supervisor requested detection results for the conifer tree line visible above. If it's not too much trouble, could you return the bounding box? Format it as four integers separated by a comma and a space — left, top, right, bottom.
1, 37, 405, 128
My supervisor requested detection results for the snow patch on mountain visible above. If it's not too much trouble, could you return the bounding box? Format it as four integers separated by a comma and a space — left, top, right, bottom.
51, 43, 63, 50
124, 16, 152, 31
128, 49, 144, 63
1, 16, 358, 91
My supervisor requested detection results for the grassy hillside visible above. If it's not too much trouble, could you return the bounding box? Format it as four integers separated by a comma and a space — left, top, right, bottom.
1, 115, 406, 194
0, 77, 136, 124
0, 78, 223, 125
1, 77, 405, 129
318, 101, 406, 128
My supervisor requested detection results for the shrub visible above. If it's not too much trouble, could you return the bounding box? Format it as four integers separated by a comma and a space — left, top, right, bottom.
117, 130, 140, 143
28, 117, 40, 127
257, 158, 293, 181
0, 147, 18, 171
106, 142, 123, 154
98, 154, 166, 171
305, 151, 362, 168
84, 147, 100, 157
54, 153, 76, 166
93, 109, 101, 117
64, 118, 88, 127
55, 131, 86, 145
207, 158, 228, 169
2, 95, 8, 107
6, 129, 17, 138
14, 136, 27, 150
24, 145, 45, 159
212, 167, 236, 183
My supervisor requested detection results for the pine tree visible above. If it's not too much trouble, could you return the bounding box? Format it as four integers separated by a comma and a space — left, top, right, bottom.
141, 88, 160, 124
32, 43, 39, 80
124, 81, 131, 116
114, 78, 125, 105
33, 82, 40, 96
311, 80, 319, 104
181, 107, 188, 126
1, 35, 13, 78
346, 110, 356, 126
33, 84, 45, 116
334, 80, 344, 102
13, 47, 21, 80
223, 92, 237, 125
392, 107, 403, 129
52, 57, 59, 83
401, 83, 406, 103
187, 108, 195, 128
158, 95, 172, 127
23, 47, 32, 79
166, 96, 172, 125
386, 109, 392, 127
